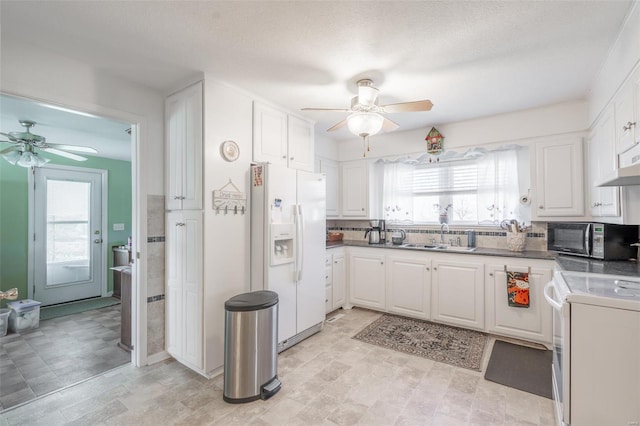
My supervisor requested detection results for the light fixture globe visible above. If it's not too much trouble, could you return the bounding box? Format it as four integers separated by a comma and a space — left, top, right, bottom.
347, 112, 384, 137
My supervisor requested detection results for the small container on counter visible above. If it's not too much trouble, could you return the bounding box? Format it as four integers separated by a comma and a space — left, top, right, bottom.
466, 230, 476, 248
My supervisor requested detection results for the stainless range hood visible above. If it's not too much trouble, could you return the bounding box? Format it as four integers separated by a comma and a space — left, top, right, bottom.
597, 162, 640, 187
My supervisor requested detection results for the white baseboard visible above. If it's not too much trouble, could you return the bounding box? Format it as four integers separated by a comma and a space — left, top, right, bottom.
146, 351, 171, 365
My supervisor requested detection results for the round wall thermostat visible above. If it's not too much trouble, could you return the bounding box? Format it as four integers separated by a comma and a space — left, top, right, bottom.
221, 140, 239, 162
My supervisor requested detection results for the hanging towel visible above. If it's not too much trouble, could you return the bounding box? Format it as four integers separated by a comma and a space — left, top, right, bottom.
507, 271, 530, 308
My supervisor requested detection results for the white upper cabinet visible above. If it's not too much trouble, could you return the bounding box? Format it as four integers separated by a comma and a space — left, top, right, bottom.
253, 101, 315, 172
341, 160, 369, 217
319, 158, 339, 217
588, 106, 620, 217
166, 81, 203, 211
589, 111, 616, 213
253, 101, 288, 166
533, 137, 584, 218
287, 115, 315, 172
614, 80, 637, 154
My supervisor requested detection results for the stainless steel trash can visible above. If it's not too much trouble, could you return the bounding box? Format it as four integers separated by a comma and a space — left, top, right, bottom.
223, 290, 281, 403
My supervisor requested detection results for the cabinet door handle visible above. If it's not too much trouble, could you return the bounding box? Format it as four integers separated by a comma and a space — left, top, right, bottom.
174, 196, 181, 200
538, 205, 544, 209
282, 155, 287, 159
380, 261, 384, 265
489, 272, 494, 277
176, 222, 185, 226
361, 208, 365, 211
290, 157, 294, 160
623, 121, 636, 131
433, 267, 437, 271
426, 267, 430, 271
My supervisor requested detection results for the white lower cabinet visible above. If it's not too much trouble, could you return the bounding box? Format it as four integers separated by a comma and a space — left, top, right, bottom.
325, 249, 347, 313
431, 258, 485, 330
349, 251, 386, 310
344, 247, 553, 346
485, 262, 553, 345
386, 255, 431, 320
332, 252, 346, 309
166, 210, 203, 370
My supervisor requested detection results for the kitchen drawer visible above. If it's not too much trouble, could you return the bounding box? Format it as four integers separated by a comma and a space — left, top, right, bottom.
325, 266, 332, 285
325, 286, 332, 314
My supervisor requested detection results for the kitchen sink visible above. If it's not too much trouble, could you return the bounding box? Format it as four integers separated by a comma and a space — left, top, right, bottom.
441, 246, 477, 252
400, 243, 477, 252
400, 243, 441, 249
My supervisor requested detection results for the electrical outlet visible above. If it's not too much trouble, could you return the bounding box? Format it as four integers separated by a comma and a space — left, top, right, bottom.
113, 223, 125, 231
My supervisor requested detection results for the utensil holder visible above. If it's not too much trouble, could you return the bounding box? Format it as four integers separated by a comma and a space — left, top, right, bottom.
506, 232, 526, 252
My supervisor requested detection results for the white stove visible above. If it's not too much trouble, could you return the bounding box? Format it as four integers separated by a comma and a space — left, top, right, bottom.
560, 271, 640, 311
545, 270, 640, 426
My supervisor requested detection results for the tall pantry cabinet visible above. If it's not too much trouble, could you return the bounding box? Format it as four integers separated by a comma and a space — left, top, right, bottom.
165, 82, 205, 373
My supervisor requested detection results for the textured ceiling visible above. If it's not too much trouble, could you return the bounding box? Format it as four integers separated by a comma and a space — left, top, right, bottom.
0, 1, 634, 143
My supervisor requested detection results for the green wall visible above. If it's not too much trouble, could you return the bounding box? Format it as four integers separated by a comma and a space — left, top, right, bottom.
0, 153, 131, 305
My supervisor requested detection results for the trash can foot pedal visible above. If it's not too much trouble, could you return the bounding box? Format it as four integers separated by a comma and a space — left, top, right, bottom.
261, 377, 281, 400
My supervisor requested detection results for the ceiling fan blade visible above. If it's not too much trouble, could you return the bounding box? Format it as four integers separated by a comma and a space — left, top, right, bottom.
327, 119, 348, 132
382, 117, 400, 132
301, 107, 351, 112
47, 143, 98, 154
0, 146, 19, 155
42, 147, 88, 161
381, 100, 433, 113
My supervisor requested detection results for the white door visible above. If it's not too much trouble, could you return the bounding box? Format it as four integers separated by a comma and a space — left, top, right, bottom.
32, 166, 105, 306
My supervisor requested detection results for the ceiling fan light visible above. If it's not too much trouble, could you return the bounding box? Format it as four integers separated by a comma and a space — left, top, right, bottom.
16, 151, 49, 168
347, 112, 384, 137
2, 150, 22, 165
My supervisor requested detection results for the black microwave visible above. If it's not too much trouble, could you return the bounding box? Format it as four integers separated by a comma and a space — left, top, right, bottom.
547, 222, 639, 260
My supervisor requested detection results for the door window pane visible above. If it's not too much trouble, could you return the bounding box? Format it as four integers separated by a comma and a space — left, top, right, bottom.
46, 179, 91, 286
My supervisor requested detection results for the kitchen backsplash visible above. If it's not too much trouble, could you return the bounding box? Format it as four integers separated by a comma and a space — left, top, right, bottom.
327, 220, 547, 252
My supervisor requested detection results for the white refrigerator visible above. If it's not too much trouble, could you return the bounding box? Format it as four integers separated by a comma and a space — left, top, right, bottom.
251, 163, 326, 350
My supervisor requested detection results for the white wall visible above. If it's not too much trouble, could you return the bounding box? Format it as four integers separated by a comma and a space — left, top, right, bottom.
314, 131, 339, 160
0, 39, 165, 194
1, 39, 165, 366
337, 100, 588, 161
589, 2, 640, 124
201, 76, 254, 373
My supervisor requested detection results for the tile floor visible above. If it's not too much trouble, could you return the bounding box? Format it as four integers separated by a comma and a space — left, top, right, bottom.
0, 307, 555, 425
0, 305, 130, 410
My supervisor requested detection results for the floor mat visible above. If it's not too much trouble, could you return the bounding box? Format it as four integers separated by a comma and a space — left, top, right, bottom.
353, 313, 488, 371
40, 297, 121, 321
484, 340, 552, 399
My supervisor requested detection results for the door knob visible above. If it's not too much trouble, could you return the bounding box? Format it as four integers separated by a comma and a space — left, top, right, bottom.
94, 239, 103, 243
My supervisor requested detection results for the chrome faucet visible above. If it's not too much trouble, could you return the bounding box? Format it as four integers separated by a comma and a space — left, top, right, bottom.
440, 223, 449, 244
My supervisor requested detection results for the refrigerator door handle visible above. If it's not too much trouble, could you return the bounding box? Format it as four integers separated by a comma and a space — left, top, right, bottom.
296, 204, 304, 281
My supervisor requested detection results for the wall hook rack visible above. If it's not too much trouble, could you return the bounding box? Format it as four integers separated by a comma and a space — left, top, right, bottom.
213, 178, 247, 216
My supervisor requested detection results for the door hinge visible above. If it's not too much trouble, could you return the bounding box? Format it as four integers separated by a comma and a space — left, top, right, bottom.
33, 233, 36, 242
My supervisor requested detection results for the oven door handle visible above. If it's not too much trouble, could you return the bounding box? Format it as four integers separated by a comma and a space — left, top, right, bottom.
544, 281, 563, 311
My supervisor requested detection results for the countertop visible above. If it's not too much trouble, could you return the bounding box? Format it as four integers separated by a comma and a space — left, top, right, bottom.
325, 239, 556, 260
555, 255, 640, 277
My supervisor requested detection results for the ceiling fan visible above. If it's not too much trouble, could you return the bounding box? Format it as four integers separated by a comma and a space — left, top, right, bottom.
0, 120, 98, 167
302, 79, 433, 154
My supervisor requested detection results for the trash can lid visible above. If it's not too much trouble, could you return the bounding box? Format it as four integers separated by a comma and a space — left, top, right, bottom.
225, 290, 278, 312
7, 299, 42, 311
